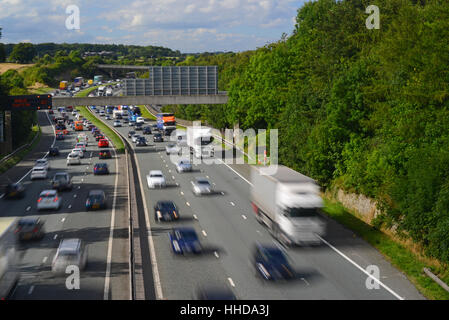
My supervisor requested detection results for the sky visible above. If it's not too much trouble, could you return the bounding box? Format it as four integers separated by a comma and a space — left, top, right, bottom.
0, 0, 306, 53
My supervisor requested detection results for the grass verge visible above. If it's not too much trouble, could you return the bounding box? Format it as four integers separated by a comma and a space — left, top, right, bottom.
75, 106, 125, 154
322, 198, 449, 300
139, 105, 156, 120
0, 125, 41, 175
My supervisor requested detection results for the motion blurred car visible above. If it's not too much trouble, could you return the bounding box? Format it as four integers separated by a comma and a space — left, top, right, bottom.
176, 160, 192, 173
52, 239, 88, 274
191, 177, 213, 196
153, 133, 163, 142
85, 190, 107, 211
37, 190, 62, 211
98, 139, 109, 148
143, 126, 151, 135
48, 147, 60, 157
16, 217, 45, 241
51, 172, 73, 191
3, 183, 25, 199
165, 144, 180, 155
128, 130, 136, 138
67, 152, 81, 166
48, 110, 54, 114
30, 167, 48, 180
105, 115, 111, 120
75, 142, 87, 152
135, 123, 143, 131
150, 123, 158, 131
93, 163, 109, 175
169, 227, 202, 254
99, 110, 105, 116
72, 148, 84, 158
56, 133, 64, 140
35, 158, 50, 171
123, 118, 129, 124
252, 244, 295, 281
113, 120, 122, 127
99, 149, 112, 159
154, 201, 179, 222
147, 170, 166, 189
132, 134, 141, 143
195, 286, 237, 300
136, 137, 147, 146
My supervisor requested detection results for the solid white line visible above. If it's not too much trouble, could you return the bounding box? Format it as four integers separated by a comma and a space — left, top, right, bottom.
228, 277, 235, 287
316, 235, 404, 300
216, 158, 253, 187
103, 143, 119, 300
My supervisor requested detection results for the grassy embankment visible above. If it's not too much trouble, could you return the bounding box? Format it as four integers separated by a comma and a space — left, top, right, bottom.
0, 125, 41, 175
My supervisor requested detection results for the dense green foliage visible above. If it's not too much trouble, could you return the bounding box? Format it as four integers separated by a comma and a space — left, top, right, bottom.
9, 43, 36, 63
167, 0, 449, 264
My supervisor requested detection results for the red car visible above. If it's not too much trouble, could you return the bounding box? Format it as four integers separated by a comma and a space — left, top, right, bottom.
95, 134, 105, 141
98, 139, 109, 148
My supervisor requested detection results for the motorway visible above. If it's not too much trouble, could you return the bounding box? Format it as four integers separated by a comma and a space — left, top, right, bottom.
92, 105, 425, 300
0, 109, 130, 300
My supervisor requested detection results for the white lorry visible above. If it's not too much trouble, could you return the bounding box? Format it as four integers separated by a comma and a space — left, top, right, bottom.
0, 218, 19, 299
250, 165, 326, 246
187, 126, 215, 158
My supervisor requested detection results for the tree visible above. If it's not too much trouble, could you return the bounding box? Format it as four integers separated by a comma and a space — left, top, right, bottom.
9, 43, 36, 63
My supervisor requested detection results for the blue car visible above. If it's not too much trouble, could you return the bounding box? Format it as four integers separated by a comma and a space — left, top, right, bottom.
253, 244, 295, 281
85, 190, 106, 211
169, 227, 202, 254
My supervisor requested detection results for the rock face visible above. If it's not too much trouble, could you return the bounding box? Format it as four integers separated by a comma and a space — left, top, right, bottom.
327, 187, 381, 224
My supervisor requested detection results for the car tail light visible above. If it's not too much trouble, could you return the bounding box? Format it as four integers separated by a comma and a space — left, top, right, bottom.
53, 197, 59, 202
15, 227, 21, 233
33, 227, 39, 233
38, 197, 42, 203
173, 211, 178, 218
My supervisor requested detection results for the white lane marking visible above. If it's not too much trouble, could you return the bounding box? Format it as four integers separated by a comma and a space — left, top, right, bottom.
256, 230, 261, 234
228, 278, 235, 287
220, 191, 224, 195
176, 183, 179, 186
230, 201, 235, 206
61, 218, 66, 222
165, 164, 168, 167
202, 230, 207, 237
0, 194, 4, 199
216, 158, 253, 187
78, 185, 81, 189
42, 257, 48, 264
186, 202, 190, 206
180, 191, 184, 196
73, 194, 77, 198
172, 176, 175, 179
168, 169, 171, 173
316, 235, 404, 300
242, 215, 247, 220
53, 234, 58, 240
26, 206, 31, 211
68, 205, 72, 209
301, 278, 310, 286
103, 141, 120, 300
86, 166, 89, 169
193, 214, 198, 220
90, 152, 93, 158
28, 286, 35, 295
206, 175, 209, 178
214, 251, 219, 258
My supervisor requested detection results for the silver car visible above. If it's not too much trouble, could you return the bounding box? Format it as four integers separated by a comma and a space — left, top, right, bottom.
52, 239, 88, 274
35, 158, 50, 171
176, 160, 192, 173
30, 166, 48, 180
37, 190, 62, 211
191, 177, 213, 195
132, 134, 142, 143
166, 144, 180, 155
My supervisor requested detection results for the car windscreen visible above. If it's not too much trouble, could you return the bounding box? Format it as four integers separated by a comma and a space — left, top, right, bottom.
158, 202, 176, 211
54, 175, 67, 181
197, 180, 210, 185
179, 230, 198, 241
88, 195, 104, 201
150, 174, 163, 178
262, 248, 288, 263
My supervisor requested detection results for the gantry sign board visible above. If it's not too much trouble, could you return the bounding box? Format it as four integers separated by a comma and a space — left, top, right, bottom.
0, 94, 53, 111
124, 66, 218, 96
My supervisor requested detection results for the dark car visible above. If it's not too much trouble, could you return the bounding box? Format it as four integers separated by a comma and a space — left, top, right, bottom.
143, 126, 152, 135
93, 163, 109, 175
56, 133, 64, 140
153, 133, 163, 142
150, 123, 158, 130
128, 130, 136, 138
16, 217, 45, 241
169, 227, 202, 254
95, 134, 105, 141
136, 137, 147, 146
49, 147, 60, 156
55, 124, 66, 131
135, 123, 143, 131
99, 149, 112, 159
3, 183, 25, 199
123, 118, 129, 124
154, 201, 179, 222
85, 190, 107, 211
253, 244, 295, 281
51, 172, 73, 191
